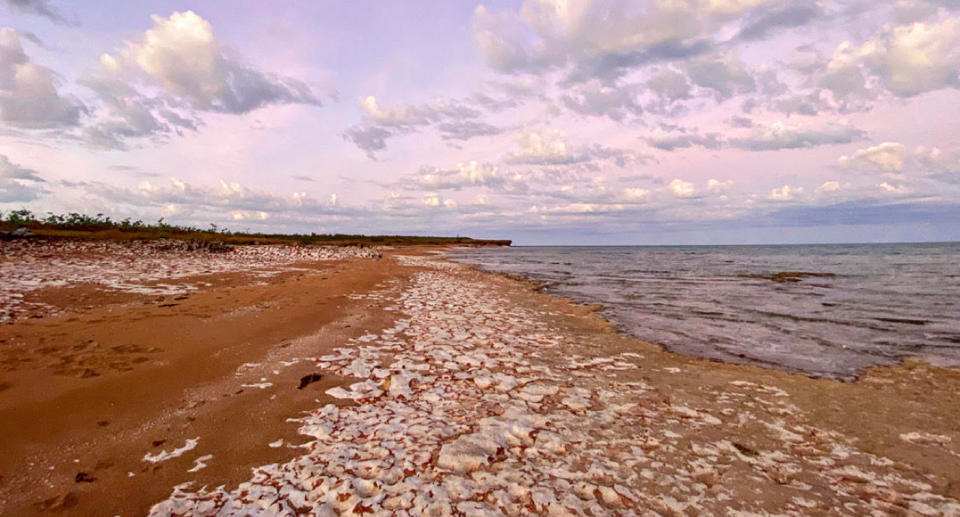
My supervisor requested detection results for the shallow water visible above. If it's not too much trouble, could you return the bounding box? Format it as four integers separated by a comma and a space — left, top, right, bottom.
450, 243, 960, 380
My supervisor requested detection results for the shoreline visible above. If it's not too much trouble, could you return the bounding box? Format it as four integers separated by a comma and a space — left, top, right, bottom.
445, 248, 960, 384
1, 241, 959, 514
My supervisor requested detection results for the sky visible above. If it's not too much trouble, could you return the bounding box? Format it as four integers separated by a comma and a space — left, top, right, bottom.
1, 0, 959, 245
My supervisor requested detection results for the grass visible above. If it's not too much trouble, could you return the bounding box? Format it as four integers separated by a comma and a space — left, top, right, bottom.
0, 209, 511, 247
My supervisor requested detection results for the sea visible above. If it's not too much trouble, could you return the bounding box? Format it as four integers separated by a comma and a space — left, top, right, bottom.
449, 243, 960, 380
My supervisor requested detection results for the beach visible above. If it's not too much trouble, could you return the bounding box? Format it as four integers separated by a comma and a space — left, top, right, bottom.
2, 240, 959, 516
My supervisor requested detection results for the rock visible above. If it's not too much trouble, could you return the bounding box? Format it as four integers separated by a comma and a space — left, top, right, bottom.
75, 472, 95, 483
1, 227, 35, 239
297, 373, 323, 390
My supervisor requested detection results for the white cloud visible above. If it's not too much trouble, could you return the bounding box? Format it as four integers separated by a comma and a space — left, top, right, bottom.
706, 178, 733, 193
412, 161, 505, 191
821, 41, 869, 99
837, 142, 905, 171
504, 130, 579, 164
231, 210, 269, 221
360, 96, 425, 126
879, 181, 908, 194
529, 202, 624, 215
732, 120, 865, 151
861, 18, 959, 97
422, 193, 441, 207
825, 18, 960, 98
769, 184, 799, 200
623, 187, 649, 201
472, 0, 754, 78
818, 180, 840, 192
698, 0, 776, 16
108, 11, 319, 113
346, 95, 488, 155
669, 179, 695, 198
0, 28, 85, 128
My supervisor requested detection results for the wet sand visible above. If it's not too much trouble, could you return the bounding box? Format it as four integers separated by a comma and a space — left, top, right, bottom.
2, 241, 959, 515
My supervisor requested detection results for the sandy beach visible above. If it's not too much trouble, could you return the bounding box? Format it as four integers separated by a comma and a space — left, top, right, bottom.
2, 239, 959, 516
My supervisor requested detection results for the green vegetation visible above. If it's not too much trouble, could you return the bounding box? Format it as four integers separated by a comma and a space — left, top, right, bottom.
0, 209, 511, 247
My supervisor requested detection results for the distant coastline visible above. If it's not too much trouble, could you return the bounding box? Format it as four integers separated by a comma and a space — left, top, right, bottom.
0, 209, 511, 247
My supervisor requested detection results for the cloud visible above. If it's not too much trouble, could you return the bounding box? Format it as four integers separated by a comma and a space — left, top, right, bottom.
504, 130, 581, 165
2, 0, 69, 24
346, 95, 497, 155
231, 210, 269, 221
560, 79, 643, 121
647, 129, 723, 151
360, 96, 428, 126
623, 187, 649, 201
0, 153, 43, 181
669, 178, 695, 198
437, 120, 502, 141
707, 178, 733, 193
837, 142, 905, 171
472, 0, 741, 79
820, 42, 870, 99
824, 17, 960, 98
835, 143, 959, 180
409, 161, 505, 191
818, 180, 840, 192
82, 176, 349, 222
0, 152, 46, 202
686, 56, 756, 100
735, 0, 821, 41
421, 193, 457, 209
648, 121, 866, 153
0, 176, 45, 202
105, 11, 319, 114
731, 121, 866, 151
645, 67, 693, 111
529, 202, 625, 215
766, 91, 837, 116
879, 181, 908, 194
342, 125, 392, 159
0, 28, 85, 128
78, 76, 200, 149
359, 96, 480, 128
861, 18, 960, 97
472, 5, 540, 73
470, 0, 817, 85
500, 130, 646, 170
770, 184, 799, 200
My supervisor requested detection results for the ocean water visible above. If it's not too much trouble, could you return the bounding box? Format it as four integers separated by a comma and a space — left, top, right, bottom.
449, 243, 960, 380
